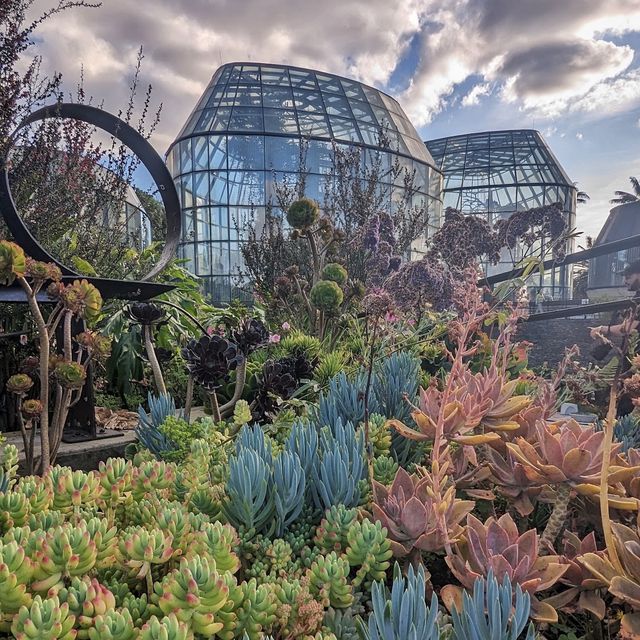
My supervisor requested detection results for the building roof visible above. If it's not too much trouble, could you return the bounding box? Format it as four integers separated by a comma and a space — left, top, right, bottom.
170, 62, 436, 168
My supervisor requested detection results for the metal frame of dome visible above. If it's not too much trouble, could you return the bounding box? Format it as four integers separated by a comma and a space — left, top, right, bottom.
426, 129, 577, 299
167, 62, 443, 303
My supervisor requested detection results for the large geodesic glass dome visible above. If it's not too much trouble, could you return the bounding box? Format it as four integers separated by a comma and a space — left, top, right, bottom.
167, 62, 443, 302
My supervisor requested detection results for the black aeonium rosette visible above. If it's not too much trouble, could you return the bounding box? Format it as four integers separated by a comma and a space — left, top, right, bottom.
231, 318, 269, 356
125, 302, 166, 326
181, 335, 244, 391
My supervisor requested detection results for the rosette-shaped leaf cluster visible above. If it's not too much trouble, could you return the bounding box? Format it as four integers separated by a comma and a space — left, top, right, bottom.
16, 475, 53, 515
372, 467, 474, 558
32, 522, 98, 592
75, 331, 112, 361
486, 449, 541, 517
358, 562, 439, 640
579, 522, 640, 630
11, 595, 76, 640
0, 240, 26, 285
121, 593, 153, 627
125, 302, 166, 326
59, 279, 103, 323
322, 263, 348, 286
25, 258, 61, 284
119, 527, 174, 580
156, 556, 228, 635
286, 198, 319, 229
0, 442, 19, 493
446, 513, 568, 622
231, 578, 278, 640
345, 519, 392, 589
314, 506, 359, 554
232, 318, 269, 356
84, 518, 119, 570
0, 490, 30, 529
307, 552, 353, 609
98, 458, 133, 509
132, 459, 175, 501
507, 419, 639, 507
48, 467, 100, 513
543, 532, 606, 619
310, 280, 344, 313
22, 399, 43, 419
6, 373, 33, 395
54, 361, 87, 390
88, 609, 137, 640
181, 335, 243, 391
0, 540, 34, 629
139, 614, 194, 640
188, 521, 240, 574
54, 577, 116, 638
450, 570, 535, 640
389, 366, 530, 445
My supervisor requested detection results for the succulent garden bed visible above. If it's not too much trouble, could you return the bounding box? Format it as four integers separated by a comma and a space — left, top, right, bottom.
3, 198, 640, 640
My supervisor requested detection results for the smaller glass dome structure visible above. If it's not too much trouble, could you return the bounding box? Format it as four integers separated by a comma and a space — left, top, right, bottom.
426, 130, 576, 299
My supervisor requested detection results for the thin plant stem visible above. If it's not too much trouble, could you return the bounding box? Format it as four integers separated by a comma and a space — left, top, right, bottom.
209, 391, 221, 423
363, 318, 379, 489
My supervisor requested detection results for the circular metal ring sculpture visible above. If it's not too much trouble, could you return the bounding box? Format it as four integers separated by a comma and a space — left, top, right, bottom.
0, 102, 181, 282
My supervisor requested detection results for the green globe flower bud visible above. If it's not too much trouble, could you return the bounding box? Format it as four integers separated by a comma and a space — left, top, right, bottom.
310, 280, 344, 312
321, 263, 348, 285
286, 198, 319, 229
0, 241, 26, 286
6, 374, 33, 395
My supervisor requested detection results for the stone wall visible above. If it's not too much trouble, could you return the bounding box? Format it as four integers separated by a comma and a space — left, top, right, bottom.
517, 317, 598, 368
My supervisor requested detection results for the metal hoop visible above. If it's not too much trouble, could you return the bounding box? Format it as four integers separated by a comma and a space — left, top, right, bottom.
0, 102, 181, 282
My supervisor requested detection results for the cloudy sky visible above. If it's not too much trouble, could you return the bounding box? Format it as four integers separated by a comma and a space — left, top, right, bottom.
28, 0, 640, 238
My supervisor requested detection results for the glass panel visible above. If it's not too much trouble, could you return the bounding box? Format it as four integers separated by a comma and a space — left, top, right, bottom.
306, 140, 333, 174
180, 139, 192, 173
263, 109, 299, 134
208, 136, 227, 170
316, 74, 343, 93
227, 171, 265, 205
206, 88, 225, 108
211, 243, 230, 275
193, 172, 209, 206
297, 113, 331, 137
182, 210, 195, 240
195, 110, 215, 132
359, 123, 383, 146
381, 93, 402, 114
211, 207, 229, 241
324, 94, 352, 117
341, 79, 366, 101
289, 70, 317, 90
196, 241, 210, 275
217, 88, 236, 107
229, 107, 263, 131
210, 108, 231, 131
239, 65, 260, 83
209, 171, 228, 205
262, 86, 294, 109
490, 186, 517, 212
363, 86, 384, 106
443, 191, 461, 210
490, 147, 514, 165
329, 117, 361, 142
490, 167, 517, 185
179, 175, 194, 208
195, 207, 210, 241
234, 86, 262, 106
265, 136, 300, 171
181, 243, 195, 271
229, 241, 244, 275
193, 137, 208, 170
293, 89, 325, 112
349, 100, 375, 123
261, 66, 290, 85
517, 185, 546, 210
227, 135, 264, 170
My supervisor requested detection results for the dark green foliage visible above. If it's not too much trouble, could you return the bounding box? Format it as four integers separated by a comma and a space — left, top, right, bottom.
322, 263, 348, 285
310, 280, 344, 312
286, 198, 320, 229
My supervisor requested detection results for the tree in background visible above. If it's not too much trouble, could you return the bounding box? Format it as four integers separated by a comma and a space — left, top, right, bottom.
611, 177, 640, 205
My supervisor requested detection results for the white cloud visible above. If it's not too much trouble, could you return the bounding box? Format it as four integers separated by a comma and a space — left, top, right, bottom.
461, 82, 491, 106
576, 132, 584, 139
